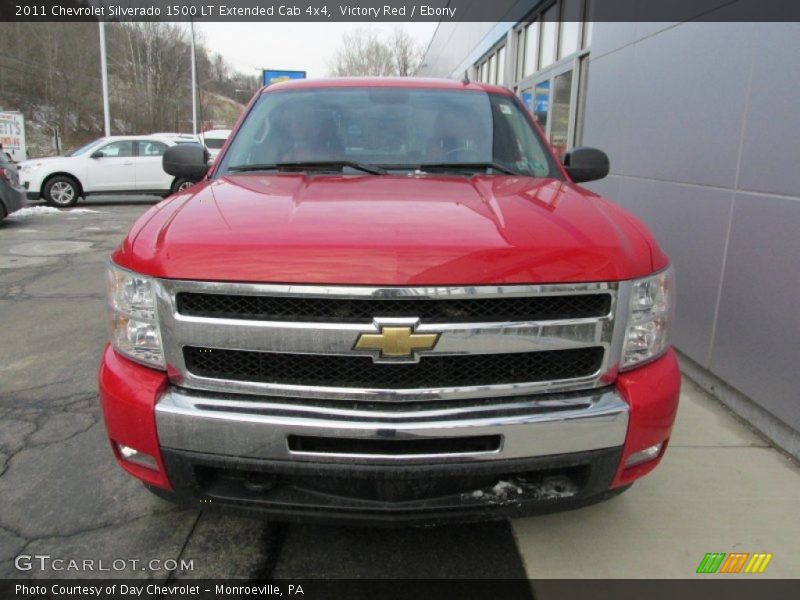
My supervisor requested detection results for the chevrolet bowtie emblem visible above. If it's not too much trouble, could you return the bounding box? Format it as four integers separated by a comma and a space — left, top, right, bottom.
354, 323, 440, 362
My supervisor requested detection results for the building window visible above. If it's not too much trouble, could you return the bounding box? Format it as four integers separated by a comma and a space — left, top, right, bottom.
559, 0, 582, 59
539, 6, 558, 69
512, 0, 592, 156
497, 47, 506, 85
550, 69, 573, 156
533, 81, 550, 131
583, 0, 594, 48
516, 29, 525, 80
574, 55, 590, 145
523, 21, 539, 77
583, 21, 594, 48
474, 44, 506, 86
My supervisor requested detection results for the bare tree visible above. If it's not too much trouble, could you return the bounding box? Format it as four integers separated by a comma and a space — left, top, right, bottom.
0, 23, 103, 150
0, 22, 259, 153
328, 29, 396, 77
389, 28, 422, 77
110, 22, 192, 133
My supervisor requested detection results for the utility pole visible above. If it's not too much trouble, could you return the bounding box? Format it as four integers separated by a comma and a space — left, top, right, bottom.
190, 20, 198, 136
99, 21, 111, 136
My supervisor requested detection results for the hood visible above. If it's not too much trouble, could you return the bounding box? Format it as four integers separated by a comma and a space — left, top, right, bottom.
18, 156, 71, 168
117, 174, 664, 285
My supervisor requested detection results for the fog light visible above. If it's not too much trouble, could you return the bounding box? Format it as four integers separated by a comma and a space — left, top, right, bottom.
117, 443, 159, 470
625, 442, 663, 468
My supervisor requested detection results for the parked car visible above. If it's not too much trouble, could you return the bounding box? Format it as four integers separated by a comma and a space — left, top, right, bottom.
1, 150, 26, 219
99, 78, 679, 523
17, 134, 197, 207
198, 129, 231, 159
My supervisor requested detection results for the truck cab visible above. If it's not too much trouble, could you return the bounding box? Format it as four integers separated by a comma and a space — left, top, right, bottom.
99, 78, 679, 523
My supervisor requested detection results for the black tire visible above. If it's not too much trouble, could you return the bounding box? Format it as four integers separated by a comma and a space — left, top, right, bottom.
171, 178, 195, 195
43, 175, 80, 207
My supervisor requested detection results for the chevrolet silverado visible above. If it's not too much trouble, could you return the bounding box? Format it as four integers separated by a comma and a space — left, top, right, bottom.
98, 78, 679, 523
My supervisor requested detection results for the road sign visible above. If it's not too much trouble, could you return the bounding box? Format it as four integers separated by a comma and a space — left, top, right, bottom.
263, 69, 306, 86
0, 112, 26, 161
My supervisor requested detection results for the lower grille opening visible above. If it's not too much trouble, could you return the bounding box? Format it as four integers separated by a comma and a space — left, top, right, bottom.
287, 435, 502, 456
183, 346, 604, 389
194, 463, 590, 503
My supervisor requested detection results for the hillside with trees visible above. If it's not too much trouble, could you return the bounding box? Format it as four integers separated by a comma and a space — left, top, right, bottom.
0, 22, 259, 157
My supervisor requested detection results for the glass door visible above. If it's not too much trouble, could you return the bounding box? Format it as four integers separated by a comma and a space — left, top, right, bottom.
549, 69, 574, 157
533, 80, 551, 132
519, 60, 580, 159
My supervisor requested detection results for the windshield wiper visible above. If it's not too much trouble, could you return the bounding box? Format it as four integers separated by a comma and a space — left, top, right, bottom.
228, 160, 387, 175
417, 162, 523, 176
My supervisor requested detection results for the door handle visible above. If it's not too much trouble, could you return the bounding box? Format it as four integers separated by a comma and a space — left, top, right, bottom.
123, 162, 134, 166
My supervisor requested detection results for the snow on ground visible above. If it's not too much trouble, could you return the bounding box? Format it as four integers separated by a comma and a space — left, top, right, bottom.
8, 206, 101, 220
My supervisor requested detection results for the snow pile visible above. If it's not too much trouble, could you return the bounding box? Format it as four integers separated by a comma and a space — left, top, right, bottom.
528, 476, 579, 500
464, 475, 579, 504
491, 480, 524, 499
66, 208, 101, 214
8, 206, 63, 218
8, 206, 101, 219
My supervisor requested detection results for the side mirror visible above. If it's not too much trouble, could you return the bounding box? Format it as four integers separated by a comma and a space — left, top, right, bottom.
562, 147, 610, 183
90, 151, 103, 159
163, 143, 210, 181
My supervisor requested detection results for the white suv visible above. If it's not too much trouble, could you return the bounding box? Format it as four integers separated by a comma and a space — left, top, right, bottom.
18, 134, 198, 207
198, 129, 231, 159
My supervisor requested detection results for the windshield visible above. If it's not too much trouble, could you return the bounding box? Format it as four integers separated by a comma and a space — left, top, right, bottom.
66, 138, 104, 157
216, 88, 559, 178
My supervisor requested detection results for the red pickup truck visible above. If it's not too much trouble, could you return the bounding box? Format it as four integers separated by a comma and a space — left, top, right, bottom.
99, 78, 679, 523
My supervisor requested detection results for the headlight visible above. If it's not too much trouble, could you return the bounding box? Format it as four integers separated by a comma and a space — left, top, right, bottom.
621, 266, 675, 370
20, 162, 42, 172
106, 263, 165, 369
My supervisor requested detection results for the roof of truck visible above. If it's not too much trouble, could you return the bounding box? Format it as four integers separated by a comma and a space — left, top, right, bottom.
260, 77, 513, 96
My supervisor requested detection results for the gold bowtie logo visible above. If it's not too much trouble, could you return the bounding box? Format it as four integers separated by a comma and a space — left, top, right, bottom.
354, 325, 440, 360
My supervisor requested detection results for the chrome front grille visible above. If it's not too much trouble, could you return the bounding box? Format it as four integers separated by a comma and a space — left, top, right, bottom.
175, 291, 612, 323
155, 281, 629, 402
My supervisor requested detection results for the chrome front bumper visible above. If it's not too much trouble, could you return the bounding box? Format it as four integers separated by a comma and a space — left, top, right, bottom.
155, 386, 629, 464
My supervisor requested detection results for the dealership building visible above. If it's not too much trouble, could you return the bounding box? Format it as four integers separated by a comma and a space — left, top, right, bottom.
419, 1, 800, 457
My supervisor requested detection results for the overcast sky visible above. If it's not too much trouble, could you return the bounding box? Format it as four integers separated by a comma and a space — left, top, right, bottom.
195, 22, 439, 79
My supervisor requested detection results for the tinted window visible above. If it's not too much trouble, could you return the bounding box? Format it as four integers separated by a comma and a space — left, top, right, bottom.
138, 141, 167, 157
67, 139, 104, 157
218, 88, 558, 178
97, 141, 134, 158
204, 138, 226, 149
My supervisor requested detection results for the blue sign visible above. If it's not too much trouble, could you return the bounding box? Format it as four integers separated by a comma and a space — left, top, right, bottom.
535, 81, 550, 114
521, 91, 533, 112
262, 69, 306, 86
